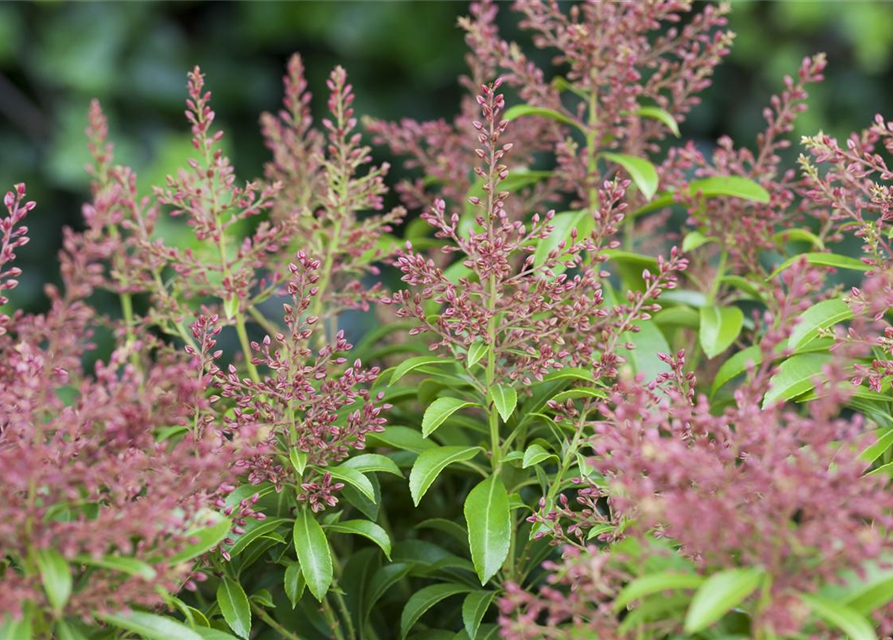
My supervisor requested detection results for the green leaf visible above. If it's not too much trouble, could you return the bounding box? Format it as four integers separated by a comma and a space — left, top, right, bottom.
636, 106, 680, 137
533, 210, 594, 269
763, 353, 832, 408
467, 341, 489, 368
227, 517, 289, 557
73, 554, 156, 580
100, 611, 203, 640
217, 577, 251, 639
54, 620, 88, 640
324, 520, 392, 560
623, 320, 672, 380
390, 356, 456, 386
614, 572, 705, 610
422, 397, 479, 438
711, 345, 761, 397
522, 444, 557, 469
194, 629, 239, 640
462, 591, 496, 640
770, 252, 869, 278
630, 176, 771, 219
325, 464, 377, 503
400, 583, 472, 639
860, 429, 893, 466
169, 511, 232, 565
342, 453, 403, 477
410, 446, 482, 506
0, 607, 32, 640
367, 426, 436, 453
465, 475, 511, 585
542, 367, 596, 384
489, 384, 517, 422
365, 563, 413, 622
502, 104, 583, 132
603, 153, 659, 200
800, 594, 877, 640
788, 298, 853, 351
699, 306, 744, 359
684, 568, 764, 633
681, 230, 715, 252
688, 176, 770, 203
36, 548, 72, 614
284, 562, 305, 609
289, 449, 308, 476
721, 275, 764, 300
773, 227, 824, 249
224, 294, 239, 321
293, 509, 333, 601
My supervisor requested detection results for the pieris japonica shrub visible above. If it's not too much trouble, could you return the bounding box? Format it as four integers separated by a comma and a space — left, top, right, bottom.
5, 1, 893, 639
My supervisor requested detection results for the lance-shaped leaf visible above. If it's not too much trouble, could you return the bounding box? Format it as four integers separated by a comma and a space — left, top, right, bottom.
465, 475, 511, 585
489, 384, 517, 422
699, 306, 743, 359
216, 577, 251, 639
422, 397, 479, 438
293, 510, 333, 601
410, 446, 482, 506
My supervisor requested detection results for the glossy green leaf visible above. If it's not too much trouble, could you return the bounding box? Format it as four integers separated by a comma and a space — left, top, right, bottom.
489, 384, 517, 422
390, 356, 456, 386
522, 444, 557, 469
325, 519, 392, 560
289, 448, 308, 476
410, 446, 482, 506
100, 611, 203, 640
788, 298, 852, 351
770, 252, 869, 278
465, 475, 511, 585
502, 104, 583, 132
681, 230, 715, 252
763, 353, 832, 408
194, 629, 239, 640
400, 583, 472, 639
36, 548, 72, 614
73, 554, 156, 580
224, 294, 239, 321
54, 620, 88, 640
463, 591, 496, 640
365, 562, 413, 622
284, 562, 305, 609
422, 397, 479, 438
623, 320, 672, 380
168, 511, 232, 565
636, 106, 680, 137
604, 152, 659, 200
368, 426, 436, 453
227, 517, 289, 557
614, 572, 705, 610
326, 464, 376, 503
800, 594, 877, 640
688, 176, 770, 203
217, 577, 251, 639
630, 176, 770, 218
0, 607, 32, 640
773, 227, 824, 249
541, 367, 596, 383
711, 345, 761, 397
467, 341, 489, 368
342, 453, 403, 477
684, 568, 764, 633
699, 306, 744, 359
533, 210, 593, 269
293, 509, 333, 601
860, 429, 893, 466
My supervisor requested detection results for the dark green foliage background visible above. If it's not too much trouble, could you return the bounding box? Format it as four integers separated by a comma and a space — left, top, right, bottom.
2, 1, 893, 312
